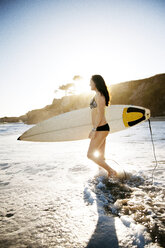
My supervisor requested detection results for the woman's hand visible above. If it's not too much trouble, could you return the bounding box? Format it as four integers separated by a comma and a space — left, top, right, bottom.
88, 130, 96, 139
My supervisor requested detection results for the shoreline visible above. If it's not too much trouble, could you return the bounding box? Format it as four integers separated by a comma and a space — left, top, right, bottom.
150, 116, 165, 121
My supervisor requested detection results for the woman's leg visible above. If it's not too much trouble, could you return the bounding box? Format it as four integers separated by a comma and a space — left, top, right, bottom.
98, 139, 106, 160
87, 132, 116, 177
97, 139, 106, 173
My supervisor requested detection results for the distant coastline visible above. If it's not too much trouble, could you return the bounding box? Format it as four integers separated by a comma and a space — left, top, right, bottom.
1, 73, 165, 124
150, 116, 165, 121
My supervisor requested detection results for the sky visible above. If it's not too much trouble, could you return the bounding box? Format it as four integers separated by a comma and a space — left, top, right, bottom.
0, 0, 165, 117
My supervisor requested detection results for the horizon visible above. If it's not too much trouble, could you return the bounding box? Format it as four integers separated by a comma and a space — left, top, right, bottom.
0, 0, 165, 117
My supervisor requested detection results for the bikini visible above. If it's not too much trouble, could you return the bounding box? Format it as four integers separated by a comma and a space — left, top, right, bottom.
89, 97, 110, 131
89, 97, 97, 109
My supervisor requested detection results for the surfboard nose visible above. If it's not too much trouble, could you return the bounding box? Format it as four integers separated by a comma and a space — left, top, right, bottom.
123, 106, 150, 127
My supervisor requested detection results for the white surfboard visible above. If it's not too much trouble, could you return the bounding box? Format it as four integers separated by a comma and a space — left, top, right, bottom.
18, 105, 150, 142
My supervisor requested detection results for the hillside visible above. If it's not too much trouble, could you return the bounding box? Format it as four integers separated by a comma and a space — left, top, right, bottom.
0, 73, 165, 124
110, 73, 165, 116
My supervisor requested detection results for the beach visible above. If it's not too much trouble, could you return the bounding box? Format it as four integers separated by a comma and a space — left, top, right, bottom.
0, 120, 165, 248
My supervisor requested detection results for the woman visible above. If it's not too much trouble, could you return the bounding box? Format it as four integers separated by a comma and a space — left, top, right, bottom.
87, 75, 117, 177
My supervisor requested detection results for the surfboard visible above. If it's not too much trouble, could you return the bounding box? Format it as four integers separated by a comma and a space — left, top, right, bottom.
17, 105, 150, 142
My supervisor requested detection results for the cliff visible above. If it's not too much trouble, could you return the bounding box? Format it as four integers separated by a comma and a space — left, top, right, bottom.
110, 73, 165, 116
0, 73, 165, 124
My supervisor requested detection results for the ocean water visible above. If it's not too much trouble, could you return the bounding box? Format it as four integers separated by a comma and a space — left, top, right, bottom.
0, 120, 165, 248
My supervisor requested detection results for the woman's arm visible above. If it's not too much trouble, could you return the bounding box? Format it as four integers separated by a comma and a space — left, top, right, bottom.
93, 95, 105, 129
88, 94, 105, 139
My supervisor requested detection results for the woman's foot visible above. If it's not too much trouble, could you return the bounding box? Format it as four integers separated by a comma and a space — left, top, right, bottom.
108, 168, 117, 178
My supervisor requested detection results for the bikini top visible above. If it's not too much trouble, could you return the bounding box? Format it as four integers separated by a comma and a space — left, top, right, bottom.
90, 97, 97, 109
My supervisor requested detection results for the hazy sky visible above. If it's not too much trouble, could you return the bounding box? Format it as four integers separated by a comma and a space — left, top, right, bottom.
0, 0, 165, 117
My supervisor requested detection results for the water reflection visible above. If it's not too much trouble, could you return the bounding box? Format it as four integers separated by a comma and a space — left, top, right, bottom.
84, 176, 119, 248
86, 215, 118, 248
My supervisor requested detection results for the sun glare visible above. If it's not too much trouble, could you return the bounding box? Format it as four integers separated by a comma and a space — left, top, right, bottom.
94, 151, 100, 158
74, 77, 90, 95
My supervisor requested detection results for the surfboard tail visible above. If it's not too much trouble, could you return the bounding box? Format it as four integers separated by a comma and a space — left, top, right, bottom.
123, 107, 150, 128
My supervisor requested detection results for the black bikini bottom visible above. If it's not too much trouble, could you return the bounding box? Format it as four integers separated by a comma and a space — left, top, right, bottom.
96, 123, 110, 131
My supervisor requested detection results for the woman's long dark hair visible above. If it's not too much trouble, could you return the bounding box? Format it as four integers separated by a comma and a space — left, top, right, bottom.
91, 75, 110, 106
